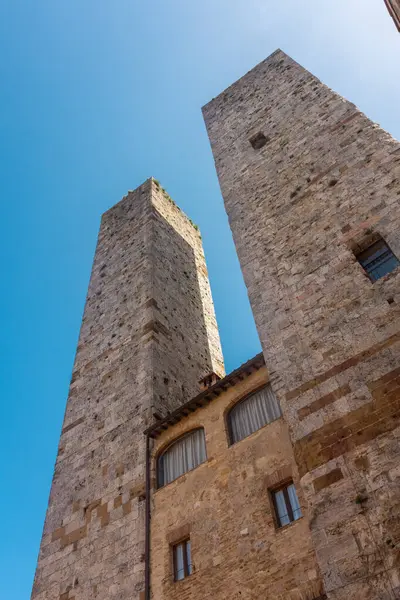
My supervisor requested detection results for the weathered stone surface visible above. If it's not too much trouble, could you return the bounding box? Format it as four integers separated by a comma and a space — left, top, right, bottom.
31, 178, 224, 600
151, 367, 324, 599
33, 46, 400, 600
385, 0, 400, 31
203, 50, 400, 598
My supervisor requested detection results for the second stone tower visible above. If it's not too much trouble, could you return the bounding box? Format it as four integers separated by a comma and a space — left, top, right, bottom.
203, 50, 400, 599
31, 178, 224, 600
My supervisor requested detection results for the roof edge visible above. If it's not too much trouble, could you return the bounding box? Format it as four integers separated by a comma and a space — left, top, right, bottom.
144, 352, 265, 439
201, 48, 293, 113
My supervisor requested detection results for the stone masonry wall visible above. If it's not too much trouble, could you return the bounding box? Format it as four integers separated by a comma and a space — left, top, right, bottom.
203, 50, 400, 598
385, 0, 400, 30
31, 178, 224, 600
151, 366, 324, 600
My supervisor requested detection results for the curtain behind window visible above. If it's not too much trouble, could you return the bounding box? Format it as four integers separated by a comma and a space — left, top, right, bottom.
158, 428, 207, 487
274, 489, 290, 526
229, 385, 281, 444
287, 483, 302, 520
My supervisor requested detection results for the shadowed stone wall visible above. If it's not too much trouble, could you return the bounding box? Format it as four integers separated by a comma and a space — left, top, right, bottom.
203, 50, 400, 599
31, 178, 224, 600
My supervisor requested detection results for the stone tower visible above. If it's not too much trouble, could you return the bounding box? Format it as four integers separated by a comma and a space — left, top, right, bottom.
203, 50, 400, 599
31, 178, 224, 600
385, 0, 400, 30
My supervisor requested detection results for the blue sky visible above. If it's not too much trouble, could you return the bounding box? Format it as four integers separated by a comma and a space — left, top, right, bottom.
0, 1, 399, 597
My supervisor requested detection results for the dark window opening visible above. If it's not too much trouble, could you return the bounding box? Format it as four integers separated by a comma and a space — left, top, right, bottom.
271, 482, 302, 528
249, 132, 268, 149
173, 539, 192, 581
356, 238, 399, 282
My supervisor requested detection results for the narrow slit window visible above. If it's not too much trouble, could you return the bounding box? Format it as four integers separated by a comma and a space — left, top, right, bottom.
356, 238, 399, 282
272, 482, 302, 528
173, 539, 192, 581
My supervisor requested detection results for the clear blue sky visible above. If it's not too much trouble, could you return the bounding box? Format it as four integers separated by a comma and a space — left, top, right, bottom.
0, 1, 399, 597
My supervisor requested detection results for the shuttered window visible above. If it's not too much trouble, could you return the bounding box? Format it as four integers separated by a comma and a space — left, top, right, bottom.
157, 429, 207, 488
356, 238, 399, 282
228, 385, 281, 444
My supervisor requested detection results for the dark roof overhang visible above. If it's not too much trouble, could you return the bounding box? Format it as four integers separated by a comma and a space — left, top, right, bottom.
144, 352, 265, 439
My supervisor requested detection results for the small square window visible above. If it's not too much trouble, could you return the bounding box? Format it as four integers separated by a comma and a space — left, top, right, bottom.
173, 538, 192, 581
271, 482, 302, 528
249, 132, 269, 150
356, 238, 399, 282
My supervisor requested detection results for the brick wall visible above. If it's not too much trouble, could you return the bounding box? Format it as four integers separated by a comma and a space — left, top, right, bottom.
31, 179, 224, 600
151, 367, 324, 600
203, 50, 400, 598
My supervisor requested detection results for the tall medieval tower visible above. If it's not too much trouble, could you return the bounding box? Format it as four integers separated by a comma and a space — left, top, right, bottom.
31, 178, 224, 600
203, 50, 400, 599
384, 0, 400, 30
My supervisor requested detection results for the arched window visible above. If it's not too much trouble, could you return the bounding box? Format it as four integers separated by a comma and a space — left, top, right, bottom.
157, 428, 207, 488
228, 384, 281, 444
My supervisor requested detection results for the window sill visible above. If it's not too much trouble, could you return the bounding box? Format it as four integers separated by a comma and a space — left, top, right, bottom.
372, 264, 400, 284
168, 569, 197, 588
174, 572, 195, 584
228, 415, 283, 448
154, 458, 212, 493
274, 516, 304, 533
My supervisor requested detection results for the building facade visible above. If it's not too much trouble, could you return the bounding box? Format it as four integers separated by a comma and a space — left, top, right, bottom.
203, 50, 400, 599
147, 355, 326, 600
32, 51, 400, 600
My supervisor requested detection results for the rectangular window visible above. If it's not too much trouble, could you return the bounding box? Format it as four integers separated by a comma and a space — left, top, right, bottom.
173, 539, 192, 581
272, 482, 302, 527
356, 238, 399, 282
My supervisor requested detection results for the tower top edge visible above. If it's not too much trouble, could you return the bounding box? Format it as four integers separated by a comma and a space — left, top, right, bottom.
202, 48, 302, 113
101, 178, 202, 236
101, 178, 152, 216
